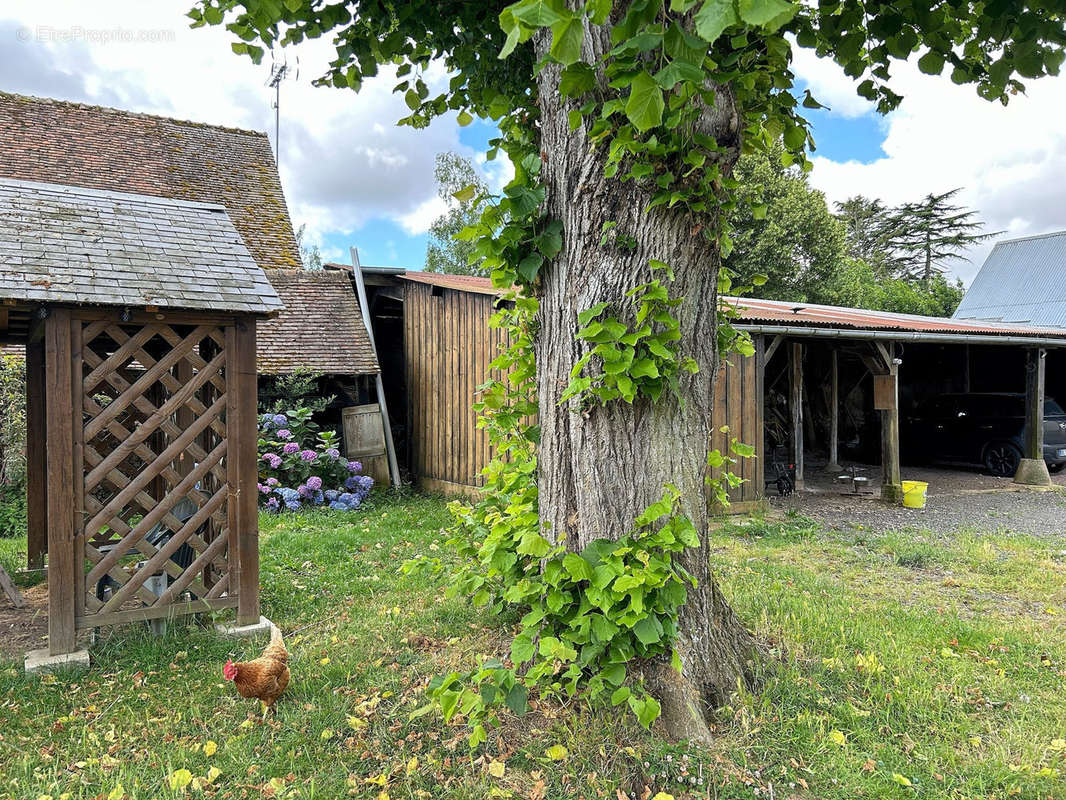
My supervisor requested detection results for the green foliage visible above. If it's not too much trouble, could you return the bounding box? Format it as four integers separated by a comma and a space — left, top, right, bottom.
293, 223, 323, 270
410, 484, 697, 743
258, 368, 333, 416
563, 264, 698, 406
426, 152, 492, 276
0, 352, 26, 488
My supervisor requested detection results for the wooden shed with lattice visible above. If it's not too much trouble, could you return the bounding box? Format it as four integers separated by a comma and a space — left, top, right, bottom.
0, 177, 283, 664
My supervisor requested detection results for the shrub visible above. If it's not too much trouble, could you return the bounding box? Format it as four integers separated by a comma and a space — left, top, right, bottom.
0, 352, 26, 487
257, 406, 372, 513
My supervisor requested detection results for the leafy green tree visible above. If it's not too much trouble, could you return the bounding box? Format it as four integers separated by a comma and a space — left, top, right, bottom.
294, 223, 323, 270
835, 195, 892, 271
726, 145, 848, 302
883, 188, 998, 282
426, 152, 490, 276
194, 0, 1066, 741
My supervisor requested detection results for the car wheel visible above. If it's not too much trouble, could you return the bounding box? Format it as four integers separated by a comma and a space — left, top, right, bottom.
1049, 463, 1065, 474
984, 441, 1022, 477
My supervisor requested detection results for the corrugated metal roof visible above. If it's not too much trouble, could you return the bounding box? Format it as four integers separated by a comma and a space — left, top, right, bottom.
0, 178, 283, 315
727, 295, 1066, 338
399, 271, 502, 296
953, 230, 1066, 327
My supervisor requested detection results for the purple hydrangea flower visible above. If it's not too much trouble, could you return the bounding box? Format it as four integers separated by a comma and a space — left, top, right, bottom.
283, 442, 300, 455
298, 484, 313, 498
262, 453, 282, 469
273, 414, 288, 426
344, 475, 361, 490
265, 497, 280, 512
306, 475, 323, 491
300, 449, 317, 462
266, 477, 279, 487
258, 482, 271, 495
347, 460, 362, 474
325, 448, 340, 460
358, 475, 374, 491
277, 429, 293, 440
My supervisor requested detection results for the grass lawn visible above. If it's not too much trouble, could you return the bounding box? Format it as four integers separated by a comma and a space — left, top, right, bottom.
1, 494, 1064, 799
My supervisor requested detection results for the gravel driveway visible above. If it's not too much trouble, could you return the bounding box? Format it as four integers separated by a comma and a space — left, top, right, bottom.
769, 464, 1066, 538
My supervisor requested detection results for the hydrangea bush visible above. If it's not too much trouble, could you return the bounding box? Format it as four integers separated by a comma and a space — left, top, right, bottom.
257, 406, 373, 513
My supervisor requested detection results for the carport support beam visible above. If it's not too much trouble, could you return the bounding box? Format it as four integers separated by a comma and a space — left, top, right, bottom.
790, 341, 804, 491
1016, 347, 1052, 486
877, 343, 903, 504
825, 349, 841, 473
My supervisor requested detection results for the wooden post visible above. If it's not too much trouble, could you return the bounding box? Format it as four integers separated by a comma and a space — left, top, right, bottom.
1015, 347, 1052, 486
790, 341, 804, 490
227, 319, 260, 626
45, 309, 77, 655
25, 336, 47, 570
874, 342, 903, 503
755, 335, 766, 499
825, 349, 841, 473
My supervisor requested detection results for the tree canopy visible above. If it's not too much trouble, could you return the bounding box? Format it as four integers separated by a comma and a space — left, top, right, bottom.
425, 152, 490, 276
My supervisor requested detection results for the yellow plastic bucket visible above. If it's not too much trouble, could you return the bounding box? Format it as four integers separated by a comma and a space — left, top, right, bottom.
901, 480, 928, 509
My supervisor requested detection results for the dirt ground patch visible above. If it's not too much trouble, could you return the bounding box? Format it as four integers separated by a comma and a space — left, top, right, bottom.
0, 582, 47, 658
771, 463, 1066, 537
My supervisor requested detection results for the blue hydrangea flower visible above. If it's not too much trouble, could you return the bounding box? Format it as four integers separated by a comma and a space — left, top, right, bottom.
324, 489, 339, 502
273, 414, 288, 426
325, 448, 340, 460
347, 460, 362, 474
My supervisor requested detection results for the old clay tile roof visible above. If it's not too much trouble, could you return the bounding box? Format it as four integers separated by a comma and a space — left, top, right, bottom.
257, 270, 379, 376
397, 271, 506, 296
0, 92, 302, 272
0, 178, 282, 314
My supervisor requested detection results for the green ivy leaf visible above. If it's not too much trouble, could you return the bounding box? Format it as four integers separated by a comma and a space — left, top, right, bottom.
737, 0, 796, 30
624, 71, 664, 133
562, 552, 593, 581
511, 0, 567, 27
918, 50, 945, 75
693, 0, 737, 44
560, 63, 597, 98
505, 683, 529, 715
550, 14, 584, 65
511, 632, 536, 664
632, 615, 663, 646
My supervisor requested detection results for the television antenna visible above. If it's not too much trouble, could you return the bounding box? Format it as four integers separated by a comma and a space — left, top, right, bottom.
267, 52, 299, 169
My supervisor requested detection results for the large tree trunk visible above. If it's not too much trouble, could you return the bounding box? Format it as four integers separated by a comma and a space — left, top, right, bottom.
533, 23, 762, 743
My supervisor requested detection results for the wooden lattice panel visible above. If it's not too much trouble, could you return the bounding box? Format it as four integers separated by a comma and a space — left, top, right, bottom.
74, 319, 238, 627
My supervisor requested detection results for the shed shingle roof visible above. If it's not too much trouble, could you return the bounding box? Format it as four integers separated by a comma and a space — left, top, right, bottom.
0, 178, 283, 314
0, 92, 302, 272
257, 270, 379, 376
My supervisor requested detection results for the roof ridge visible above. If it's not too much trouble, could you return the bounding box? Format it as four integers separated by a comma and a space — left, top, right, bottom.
991, 229, 1066, 247
0, 91, 270, 139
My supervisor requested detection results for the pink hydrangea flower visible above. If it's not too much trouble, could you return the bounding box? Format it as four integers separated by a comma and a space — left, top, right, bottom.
283, 442, 300, 455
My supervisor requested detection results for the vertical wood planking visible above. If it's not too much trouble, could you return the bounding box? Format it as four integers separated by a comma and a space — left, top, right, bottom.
754, 336, 766, 502
727, 357, 742, 501
741, 353, 757, 501
790, 341, 804, 490
70, 316, 85, 617
233, 319, 260, 625
25, 336, 47, 570
45, 308, 76, 655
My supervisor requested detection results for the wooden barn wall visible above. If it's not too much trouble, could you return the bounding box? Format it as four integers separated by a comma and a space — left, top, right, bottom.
709, 345, 764, 508
403, 283, 507, 498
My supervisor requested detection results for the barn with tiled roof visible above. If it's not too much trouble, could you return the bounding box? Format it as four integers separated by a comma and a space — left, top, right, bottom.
0, 92, 378, 378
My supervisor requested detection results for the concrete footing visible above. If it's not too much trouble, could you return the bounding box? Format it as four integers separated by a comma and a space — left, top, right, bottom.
216, 615, 276, 640
24, 647, 90, 675
1014, 458, 1052, 487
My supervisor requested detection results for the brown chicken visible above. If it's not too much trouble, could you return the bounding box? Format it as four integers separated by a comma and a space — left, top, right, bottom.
223, 625, 290, 719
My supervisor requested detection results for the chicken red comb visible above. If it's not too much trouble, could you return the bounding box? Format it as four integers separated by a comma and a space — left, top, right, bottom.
222, 659, 237, 680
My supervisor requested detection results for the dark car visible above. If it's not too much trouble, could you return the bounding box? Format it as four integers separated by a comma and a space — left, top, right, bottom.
904, 392, 1066, 477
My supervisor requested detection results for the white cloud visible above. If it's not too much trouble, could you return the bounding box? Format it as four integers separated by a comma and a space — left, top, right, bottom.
398, 195, 450, 235
796, 53, 1066, 284
0, 0, 486, 248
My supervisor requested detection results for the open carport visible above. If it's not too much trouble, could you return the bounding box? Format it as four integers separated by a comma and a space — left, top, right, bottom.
726, 297, 1066, 503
